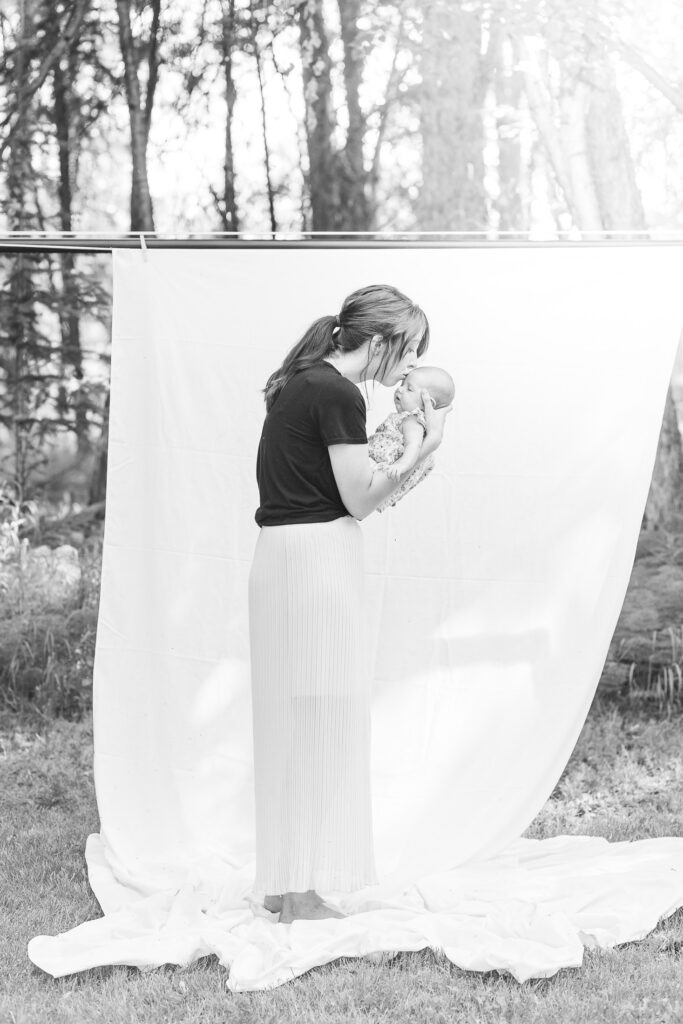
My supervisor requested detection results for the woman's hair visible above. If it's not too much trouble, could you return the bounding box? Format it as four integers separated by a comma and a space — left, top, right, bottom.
262, 283, 430, 411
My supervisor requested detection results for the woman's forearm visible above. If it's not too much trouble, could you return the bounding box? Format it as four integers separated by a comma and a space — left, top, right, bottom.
415, 431, 440, 464
354, 432, 441, 521
352, 469, 403, 521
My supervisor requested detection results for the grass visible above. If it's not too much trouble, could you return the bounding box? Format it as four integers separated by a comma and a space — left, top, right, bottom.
1, 504, 682, 1020
1, 698, 683, 1023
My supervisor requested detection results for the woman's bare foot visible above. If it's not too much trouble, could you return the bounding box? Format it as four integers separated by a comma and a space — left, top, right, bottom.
263, 894, 283, 913
278, 889, 346, 924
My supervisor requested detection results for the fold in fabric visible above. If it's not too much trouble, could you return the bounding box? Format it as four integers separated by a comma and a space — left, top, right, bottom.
28, 246, 683, 988
29, 834, 683, 989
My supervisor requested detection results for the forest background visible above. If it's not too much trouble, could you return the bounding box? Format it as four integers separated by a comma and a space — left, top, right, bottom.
1, 0, 683, 718
3, 4, 683, 1020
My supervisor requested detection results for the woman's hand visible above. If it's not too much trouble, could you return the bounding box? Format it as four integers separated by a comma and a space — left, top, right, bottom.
420, 389, 453, 448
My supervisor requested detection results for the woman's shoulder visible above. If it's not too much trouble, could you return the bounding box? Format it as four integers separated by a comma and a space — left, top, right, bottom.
301, 361, 356, 389
306, 362, 367, 404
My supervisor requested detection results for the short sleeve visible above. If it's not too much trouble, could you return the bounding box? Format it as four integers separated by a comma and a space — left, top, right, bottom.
312, 378, 368, 445
410, 408, 428, 433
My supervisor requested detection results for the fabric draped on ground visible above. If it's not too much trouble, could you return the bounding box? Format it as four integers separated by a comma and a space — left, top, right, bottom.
27, 246, 683, 989
29, 834, 683, 990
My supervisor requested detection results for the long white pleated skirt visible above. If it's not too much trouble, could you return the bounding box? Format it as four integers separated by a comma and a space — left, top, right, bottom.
248, 514, 378, 895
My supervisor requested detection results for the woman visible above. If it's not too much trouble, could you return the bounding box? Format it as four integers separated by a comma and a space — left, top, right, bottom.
248, 283, 452, 924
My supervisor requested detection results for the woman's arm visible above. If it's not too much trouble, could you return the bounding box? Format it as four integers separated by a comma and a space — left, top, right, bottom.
329, 442, 408, 519
330, 391, 452, 521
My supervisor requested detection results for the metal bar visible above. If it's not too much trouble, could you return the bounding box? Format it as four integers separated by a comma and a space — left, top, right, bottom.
0, 228, 680, 235
0, 234, 682, 254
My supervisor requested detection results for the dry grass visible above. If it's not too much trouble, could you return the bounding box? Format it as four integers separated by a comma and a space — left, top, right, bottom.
1, 700, 682, 1023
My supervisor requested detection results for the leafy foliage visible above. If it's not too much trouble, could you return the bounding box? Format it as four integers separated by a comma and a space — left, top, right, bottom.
0, 481, 100, 722
604, 518, 683, 711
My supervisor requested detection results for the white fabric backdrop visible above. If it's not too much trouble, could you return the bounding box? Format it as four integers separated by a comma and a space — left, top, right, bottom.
28, 246, 683, 989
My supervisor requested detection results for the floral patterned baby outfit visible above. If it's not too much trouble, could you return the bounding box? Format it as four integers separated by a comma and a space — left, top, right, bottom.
368, 407, 436, 513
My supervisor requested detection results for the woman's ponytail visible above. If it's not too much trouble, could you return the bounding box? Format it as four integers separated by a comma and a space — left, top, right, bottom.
262, 315, 338, 411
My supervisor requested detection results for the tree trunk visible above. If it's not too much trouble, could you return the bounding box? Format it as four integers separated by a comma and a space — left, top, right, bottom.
219, 0, 239, 231
514, 35, 579, 226
297, 0, 338, 230
558, 77, 603, 231
583, 40, 648, 237
337, 0, 368, 230
418, 2, 488, 230
88, 391, 109, 507
490, 24, 525, 233
250, 5, 277, 234
53, 56, 89, 453
367, 9, 406, 230
4, 0, 39, 500
115, 0, 157, 231
515, 36, 604, 233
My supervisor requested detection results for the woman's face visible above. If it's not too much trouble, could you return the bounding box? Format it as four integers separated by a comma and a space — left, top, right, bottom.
374, 335, 420, 387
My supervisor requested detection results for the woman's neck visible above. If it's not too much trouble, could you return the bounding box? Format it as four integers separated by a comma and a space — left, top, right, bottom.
323, 346, 373, 384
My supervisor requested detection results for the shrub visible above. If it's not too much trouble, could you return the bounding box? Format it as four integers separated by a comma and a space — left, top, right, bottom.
0, 482, 100, 722
604, 526, 683, 712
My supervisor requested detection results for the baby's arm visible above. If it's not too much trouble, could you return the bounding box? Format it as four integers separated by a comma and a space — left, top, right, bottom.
385, 416, 427, 481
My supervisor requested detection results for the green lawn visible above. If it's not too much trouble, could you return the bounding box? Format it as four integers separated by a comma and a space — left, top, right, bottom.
2, 699, 682, 1024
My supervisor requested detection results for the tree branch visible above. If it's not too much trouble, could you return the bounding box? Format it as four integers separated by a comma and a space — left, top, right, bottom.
512, 33, 580, 224
610, 36, 683, 114
370, 8, 407, 192
144, 0, 161, 142
0, 0, 91, 160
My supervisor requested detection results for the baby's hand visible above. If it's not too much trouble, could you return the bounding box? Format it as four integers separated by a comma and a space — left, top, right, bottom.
386, 463, 406, 481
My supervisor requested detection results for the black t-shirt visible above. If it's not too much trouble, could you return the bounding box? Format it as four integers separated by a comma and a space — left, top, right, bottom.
255, 360, 368, 526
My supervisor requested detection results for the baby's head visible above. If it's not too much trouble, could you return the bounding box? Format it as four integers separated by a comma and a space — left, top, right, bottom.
393, 366, 455, 413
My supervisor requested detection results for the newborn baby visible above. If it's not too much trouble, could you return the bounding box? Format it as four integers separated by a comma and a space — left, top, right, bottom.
368, 365, 455, 513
